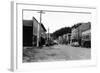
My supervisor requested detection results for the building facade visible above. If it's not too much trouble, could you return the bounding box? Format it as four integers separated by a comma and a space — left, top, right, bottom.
71, 22, 91, 47
23, 17, 46, 47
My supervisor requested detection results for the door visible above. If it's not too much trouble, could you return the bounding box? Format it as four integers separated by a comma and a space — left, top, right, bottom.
23, 26, 33, 46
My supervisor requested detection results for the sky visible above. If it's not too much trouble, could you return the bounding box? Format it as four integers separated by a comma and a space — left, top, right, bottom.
23, 10, 91, 33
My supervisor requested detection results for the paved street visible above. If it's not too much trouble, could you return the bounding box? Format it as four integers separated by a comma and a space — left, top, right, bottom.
23, 45, 91, 62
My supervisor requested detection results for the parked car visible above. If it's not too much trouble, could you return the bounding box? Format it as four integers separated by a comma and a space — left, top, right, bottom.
53, 40, 58, 45
71, 42, 79, 47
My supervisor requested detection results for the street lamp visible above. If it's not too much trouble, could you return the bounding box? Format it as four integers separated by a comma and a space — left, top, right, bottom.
37, 10, 45, 47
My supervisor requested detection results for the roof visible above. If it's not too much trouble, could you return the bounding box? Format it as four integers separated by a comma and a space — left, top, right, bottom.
32, 17, 46, 31
23, 17, 47, 32
71, 23, 82, 29
23, 20, 33, 27
41, 23, 47, 32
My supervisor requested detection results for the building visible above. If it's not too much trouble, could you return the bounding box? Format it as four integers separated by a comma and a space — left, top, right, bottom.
66, 33, 71, 44
58, 36, 63, 44
23, 17, 47, 47
71, 22, 91, 47
57, 33, 71, 44
81, 27, 91, 47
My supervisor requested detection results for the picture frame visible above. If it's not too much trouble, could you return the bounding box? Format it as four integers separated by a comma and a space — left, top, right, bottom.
11, 1, 97, 71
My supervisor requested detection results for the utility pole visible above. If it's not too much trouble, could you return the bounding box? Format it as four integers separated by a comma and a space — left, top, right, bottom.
37, 10, 45, 47
47, 27, 49, 46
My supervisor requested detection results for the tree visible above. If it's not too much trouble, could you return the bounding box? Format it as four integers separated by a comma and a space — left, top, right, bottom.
51, 27, 71, 39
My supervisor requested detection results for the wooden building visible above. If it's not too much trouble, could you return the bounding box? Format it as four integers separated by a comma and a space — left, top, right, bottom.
23, 17, 46, 46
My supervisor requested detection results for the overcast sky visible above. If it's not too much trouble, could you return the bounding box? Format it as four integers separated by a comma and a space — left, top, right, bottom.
23, 11, 91, 33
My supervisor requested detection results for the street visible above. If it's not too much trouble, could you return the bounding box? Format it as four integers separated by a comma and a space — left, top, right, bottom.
23, 45, 91, 62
